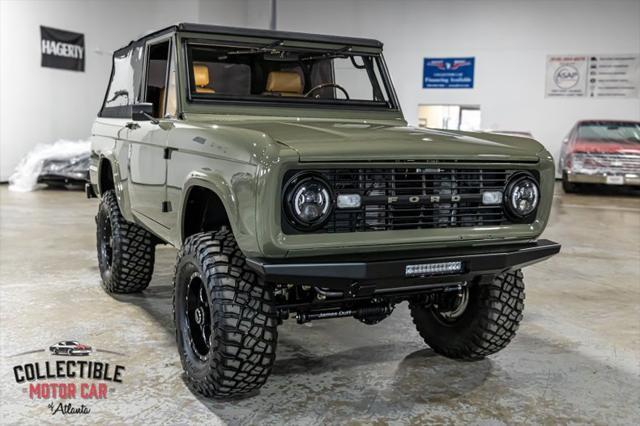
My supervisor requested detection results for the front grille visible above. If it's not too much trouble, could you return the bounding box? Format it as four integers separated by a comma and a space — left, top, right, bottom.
572, 152, 640, 175
283, 167, 529, 234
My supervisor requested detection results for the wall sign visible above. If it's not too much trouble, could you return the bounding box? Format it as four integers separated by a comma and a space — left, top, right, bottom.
545, 54, 639, 98
40, 26, 85, 71
423, 57, 475, 89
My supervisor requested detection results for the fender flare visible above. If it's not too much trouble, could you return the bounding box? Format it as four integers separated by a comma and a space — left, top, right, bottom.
96, 154, 116, 195
97, 153, 135, 223
179, 172, 240, 243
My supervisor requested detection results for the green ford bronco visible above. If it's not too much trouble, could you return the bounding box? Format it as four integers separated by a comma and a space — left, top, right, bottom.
89, 24, 560, 398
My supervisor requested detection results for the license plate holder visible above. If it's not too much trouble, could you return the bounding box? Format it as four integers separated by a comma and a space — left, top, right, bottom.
606, 175, 624, 185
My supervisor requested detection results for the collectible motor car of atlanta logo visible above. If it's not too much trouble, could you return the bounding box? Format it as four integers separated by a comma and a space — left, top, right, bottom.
9, 340, 126, 416
49, 341, 92, 356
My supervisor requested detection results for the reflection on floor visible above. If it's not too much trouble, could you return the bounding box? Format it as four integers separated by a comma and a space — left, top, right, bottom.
0, 184, 638, 424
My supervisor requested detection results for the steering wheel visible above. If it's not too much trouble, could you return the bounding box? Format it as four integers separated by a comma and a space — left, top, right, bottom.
304, 83, 350, 100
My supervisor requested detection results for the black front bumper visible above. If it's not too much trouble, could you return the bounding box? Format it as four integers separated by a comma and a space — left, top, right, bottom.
37, 172, 89, 186
247, 239, 560, 294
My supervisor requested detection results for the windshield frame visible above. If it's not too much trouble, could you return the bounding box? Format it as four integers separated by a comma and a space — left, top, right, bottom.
180, 38, 401, 111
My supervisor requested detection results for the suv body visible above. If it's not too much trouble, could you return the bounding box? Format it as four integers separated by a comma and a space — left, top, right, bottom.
559, 120, 640, 192
90, 24, 560, 398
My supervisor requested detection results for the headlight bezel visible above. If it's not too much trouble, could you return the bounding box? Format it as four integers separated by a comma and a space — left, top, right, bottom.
504, 172, 540, 221
283, 172, 335, 231
568, 153, 586, 172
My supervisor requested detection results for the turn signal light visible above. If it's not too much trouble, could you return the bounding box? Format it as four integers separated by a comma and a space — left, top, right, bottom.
336, 194, 362, 209
482, 191, 503, 205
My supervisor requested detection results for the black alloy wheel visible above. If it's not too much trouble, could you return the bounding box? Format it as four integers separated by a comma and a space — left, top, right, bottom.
173, 228, 278, 398
184, 272, 212, 360
96, 190, 156, 293
99, 217, 114, 272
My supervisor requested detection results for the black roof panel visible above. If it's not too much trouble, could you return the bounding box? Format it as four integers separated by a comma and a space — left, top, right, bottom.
177, 23, 382, 48
131, 23, 382, 49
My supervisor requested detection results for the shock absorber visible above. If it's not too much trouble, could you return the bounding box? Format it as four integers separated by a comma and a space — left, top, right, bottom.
296, 303, 393, 324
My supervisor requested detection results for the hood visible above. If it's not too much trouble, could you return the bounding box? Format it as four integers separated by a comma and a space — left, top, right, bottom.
572, 138, 640, 155
204, 119, 545, 162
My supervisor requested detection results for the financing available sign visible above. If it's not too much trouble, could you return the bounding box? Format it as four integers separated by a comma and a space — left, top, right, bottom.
545, 54, 639, 98
40, 26, 85, 71
423, 57, 475, 89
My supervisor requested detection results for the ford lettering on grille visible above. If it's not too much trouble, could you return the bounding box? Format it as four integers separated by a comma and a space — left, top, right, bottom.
281, 167, 534, 234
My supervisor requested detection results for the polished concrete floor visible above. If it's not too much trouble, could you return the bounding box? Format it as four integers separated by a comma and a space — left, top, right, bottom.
0, 183, 639, 425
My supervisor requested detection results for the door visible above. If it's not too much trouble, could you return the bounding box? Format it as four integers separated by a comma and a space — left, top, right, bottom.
126, 37, 173, 228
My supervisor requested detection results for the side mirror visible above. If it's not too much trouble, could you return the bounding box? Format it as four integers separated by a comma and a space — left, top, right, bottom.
131, 103, 154, 121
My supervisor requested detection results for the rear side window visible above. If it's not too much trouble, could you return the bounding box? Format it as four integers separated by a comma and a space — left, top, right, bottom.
145, 40, 170, 118
100, 44, 144, 117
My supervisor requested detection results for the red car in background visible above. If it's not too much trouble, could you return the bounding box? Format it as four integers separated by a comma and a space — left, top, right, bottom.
560, 120, 640, 193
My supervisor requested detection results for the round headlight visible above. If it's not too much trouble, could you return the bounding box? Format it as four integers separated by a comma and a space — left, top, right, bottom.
284, 173, 333, 229
569, 154, 585, 172
506, 174, 539, 218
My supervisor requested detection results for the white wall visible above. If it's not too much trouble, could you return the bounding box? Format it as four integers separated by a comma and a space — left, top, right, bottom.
2, 0, 639, 180
0, 0, 249, 181
271, 0, 640, 163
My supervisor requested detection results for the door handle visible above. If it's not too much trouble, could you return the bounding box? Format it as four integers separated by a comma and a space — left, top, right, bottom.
125, 122, 140, 130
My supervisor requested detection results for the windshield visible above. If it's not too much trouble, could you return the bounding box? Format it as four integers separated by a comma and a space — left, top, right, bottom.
186, 43, 394, 108
577, 122, 640, 142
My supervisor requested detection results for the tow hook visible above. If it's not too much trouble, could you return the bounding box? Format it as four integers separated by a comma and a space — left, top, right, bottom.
347, 281, 360, 298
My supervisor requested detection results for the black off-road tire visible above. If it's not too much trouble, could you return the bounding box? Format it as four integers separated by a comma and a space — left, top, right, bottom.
173, 228, 278, 399
96, 190, 155, 293
409, 270, 525, 360
562, 172, 578, 193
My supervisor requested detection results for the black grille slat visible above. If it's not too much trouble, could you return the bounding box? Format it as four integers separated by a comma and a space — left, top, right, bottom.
334, 185, 510, 189
283, 167, 524, 234
355, 205, 503, 213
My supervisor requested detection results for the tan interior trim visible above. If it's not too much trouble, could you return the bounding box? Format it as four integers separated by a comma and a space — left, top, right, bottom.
193, 63, 215, 93
265, 71, 303, 95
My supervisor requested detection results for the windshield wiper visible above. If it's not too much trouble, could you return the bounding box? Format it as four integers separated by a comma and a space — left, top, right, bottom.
227, 39, 285, 56
301, 45, 353, 61
107, 90, 129, 103
334, 45, 353, 53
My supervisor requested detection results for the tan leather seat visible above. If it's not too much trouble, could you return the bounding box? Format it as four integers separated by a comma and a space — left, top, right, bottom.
193, 64, 215, 94
264, 71, 303, 96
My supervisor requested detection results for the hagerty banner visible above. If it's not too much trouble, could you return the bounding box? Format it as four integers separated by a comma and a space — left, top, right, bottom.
40, 26, 85, 71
